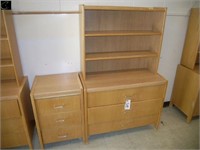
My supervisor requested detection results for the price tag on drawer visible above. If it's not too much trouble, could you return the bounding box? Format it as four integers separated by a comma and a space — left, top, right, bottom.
124, 99, 131, 110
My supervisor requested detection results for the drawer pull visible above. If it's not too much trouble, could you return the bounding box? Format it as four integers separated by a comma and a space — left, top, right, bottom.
58, 135, 67, 139
56, 119, 65, 123
54, 105, 64, 109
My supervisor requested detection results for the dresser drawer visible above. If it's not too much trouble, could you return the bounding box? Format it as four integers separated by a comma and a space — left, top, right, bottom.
1, 131, 27, 148
1, 118, 24, 134
35, 95, 80, 115
0, 100, 21, 119
88, 99, 162, 124
38, 111, 81, 129
41, 126, 82, 144
89, 115, 158, 135
88, 85, 166, 107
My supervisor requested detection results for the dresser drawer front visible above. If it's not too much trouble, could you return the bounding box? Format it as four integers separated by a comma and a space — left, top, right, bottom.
1, 132, 27, 148
41, 126, 82, 144
35, 95, 80, 115
89, 115, 158, 135
88, 85, 166, 107
1, 100, 21, 119
38, 111, 81, 129
88, 99, 162, 124
1, 118, 24, 134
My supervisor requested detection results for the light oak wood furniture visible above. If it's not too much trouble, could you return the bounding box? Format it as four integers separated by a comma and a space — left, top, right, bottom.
79, 5, 167, 142
30, 73, 85, 149
170, 8, 199, 123
180, 8, 199, 70
0, 10, 34, 149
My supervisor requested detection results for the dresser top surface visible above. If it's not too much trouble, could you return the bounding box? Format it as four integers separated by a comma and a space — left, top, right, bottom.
81, 70, 167, 92
31, 73, 82, 99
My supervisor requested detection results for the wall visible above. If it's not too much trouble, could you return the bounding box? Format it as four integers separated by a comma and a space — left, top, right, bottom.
10, 0, 199, 101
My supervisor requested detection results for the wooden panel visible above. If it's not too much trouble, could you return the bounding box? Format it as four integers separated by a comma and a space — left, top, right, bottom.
42, 126, 82, 144
3, 10, 23, 86
88, 99, 162, 124
89, 115, 157, 135
1, 59, 13, 67
1, 132, 27, 148
18, 77, 34, 149
1, 11, 7, 38
193, 94, 199, 116
1, 39, 11, 59
1, 66, 16, 80
85, 30, 161, 36
38, 111, 81, 129
35, 96, 80, 115
85, 70, 167, 92
85, 10, 165, 32
85, 36, 160, 53
80, 5, 86, 80
0, 80, 19, 100
0, 100, 21, 119
88, 85, 165, 107
86, 58, 151, 73
171, 65, 199, 117
84, 5, 166, 12
1, 118, 24, 134
181, 8, 200, 69
86, 51, 158, 61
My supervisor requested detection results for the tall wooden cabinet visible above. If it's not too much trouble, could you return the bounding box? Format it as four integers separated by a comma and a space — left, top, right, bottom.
0, 10, 34, 148
79, 5, 167, 142
170, 8, 199, 123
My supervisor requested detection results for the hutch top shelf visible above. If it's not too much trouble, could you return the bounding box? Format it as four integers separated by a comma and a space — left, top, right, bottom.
80, 5, 167, 80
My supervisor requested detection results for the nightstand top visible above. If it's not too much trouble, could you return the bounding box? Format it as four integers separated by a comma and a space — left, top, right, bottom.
31, 73, 82, 99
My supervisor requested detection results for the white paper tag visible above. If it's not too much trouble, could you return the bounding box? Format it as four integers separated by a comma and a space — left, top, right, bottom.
124, 99, 131, 110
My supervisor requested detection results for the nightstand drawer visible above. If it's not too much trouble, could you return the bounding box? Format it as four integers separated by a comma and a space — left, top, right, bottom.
1, 118, 24, 134
88, 99, 162, 124
88, 85, 165, 107
41, 126, 82, 144
1, 131, 27, 148
38, 111, 81, 129
0, 100, 21, 119
35, 95, 80, 115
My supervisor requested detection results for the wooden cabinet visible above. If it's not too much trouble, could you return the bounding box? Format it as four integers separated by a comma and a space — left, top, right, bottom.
1, 10, 23, 85
0, 78, 34, 149
30, 73, 85, 148
171, 65, 199, 123
80, 70, 167, 141
180, 8, 199, 70
80, 5, 167, 80
170, 8, 199, 123
79, 5, 167, 142
0, 10, 34, 149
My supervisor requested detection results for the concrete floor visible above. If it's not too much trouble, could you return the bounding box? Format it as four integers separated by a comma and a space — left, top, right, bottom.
17, 106, 199, 149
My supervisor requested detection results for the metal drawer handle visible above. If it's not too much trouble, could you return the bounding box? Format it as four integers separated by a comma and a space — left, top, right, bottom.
54, 105, 64, 109
56, 119, 65, 123
58, 135, 67, 139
